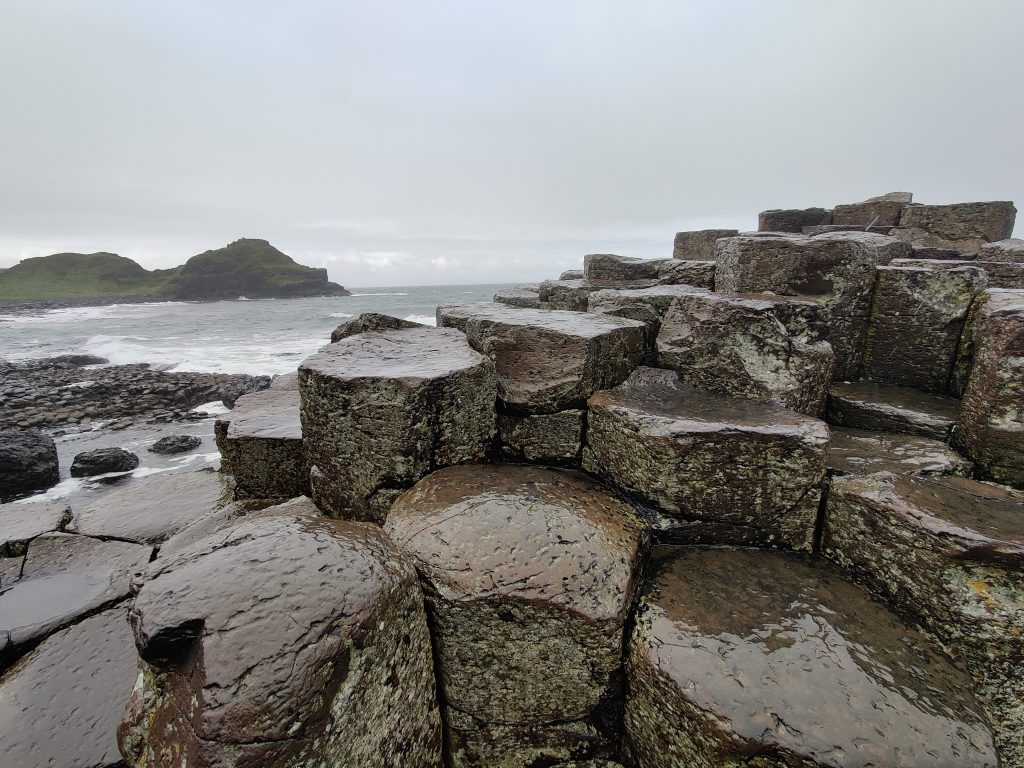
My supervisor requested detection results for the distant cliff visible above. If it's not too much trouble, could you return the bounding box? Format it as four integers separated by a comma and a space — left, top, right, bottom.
0, 239, 350, 302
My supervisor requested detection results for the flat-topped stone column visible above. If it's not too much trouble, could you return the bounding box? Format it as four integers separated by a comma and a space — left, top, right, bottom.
329, 311, 424, 342
494, 283, 542, 308
832, 191, 912, 226
822, 472, 1024, 764
583, 253, 668, 280
624, 546, 997, 767
863, 264, 987, 393
893, 201, 1016, 251
298, 327, 496, 522
673, 229, 738, 260
120, 505, 442, 768
584, 367, 828, 551
827, 381, 960, 439
655, 288, 834, 416
827, 426, 972, 477
757, 207, 832, 232
955, 289, 1024, 488
384, 464, 646, 768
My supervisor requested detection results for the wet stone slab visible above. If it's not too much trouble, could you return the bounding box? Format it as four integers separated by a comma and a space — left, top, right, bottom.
384, 464, 646, 768
0, 605, 138, 768
329, 311, 424, 342
537, 278, 661, 311
822, 472, 1024, 764
0, 501, 71, 557
863, 264, 987, 393
0, 532, 151, 653
494, 283, 542, 308
654, 258, 716, 288
624, 546, 998, 768
583, 253, 668, 281
219, 388, 307, 499
299, 327, 496, 522
828, 426, 973, 477
70, 469, 234, 545
890, 257, 1024, 289
826, 381, 960, 439
584, 367, 828, 551
437, 302, 645, 414
655, 288, 834, 416
120, 506, 442, 768
956, 290, 1024, 488
893, 201, 1017, 251
673, 229, 738, 260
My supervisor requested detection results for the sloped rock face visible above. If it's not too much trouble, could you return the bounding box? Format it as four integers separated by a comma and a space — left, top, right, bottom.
0, 430, 59, 502
0, 501, 71, 558
655, 288, 834, 416
757, 207, 832, 232
624, 547, 997, 768
863, 265, 987, 393
827, 381, 960, 439
299, 327, 496, 522
894, 201, 1017, 251
827, 426, 972, 477
822, 472, 1024, 763
330, 311, 424, 342
585, 367, 827, 551
0, 605, 140, 768
119, 507, 442, 768
385, 465, 646, 768
956, 289, 1024, 488
673, 229, 738, 260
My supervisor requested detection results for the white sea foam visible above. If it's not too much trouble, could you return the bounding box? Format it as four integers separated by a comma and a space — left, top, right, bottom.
404, 314, 437, 326
329, 312, 354, 319
350, 292, 409, 297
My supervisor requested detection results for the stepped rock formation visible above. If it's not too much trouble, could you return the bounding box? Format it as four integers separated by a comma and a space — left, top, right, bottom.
4, 194, 1023, 768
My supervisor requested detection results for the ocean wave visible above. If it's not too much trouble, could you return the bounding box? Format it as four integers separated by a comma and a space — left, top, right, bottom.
350, 292, 410, 297
329, 312, 354, 319
404, 314, 437, 326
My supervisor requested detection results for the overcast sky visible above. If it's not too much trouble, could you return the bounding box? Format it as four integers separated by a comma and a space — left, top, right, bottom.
1, 1, 1021, 287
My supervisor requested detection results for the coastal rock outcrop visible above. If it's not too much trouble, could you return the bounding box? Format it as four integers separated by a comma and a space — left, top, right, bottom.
0, 429, 59, 501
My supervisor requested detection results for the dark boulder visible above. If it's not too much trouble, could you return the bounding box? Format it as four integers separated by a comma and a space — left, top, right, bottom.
0, 430, 59, 502
220, 374, 272, 408
147, 434, 202, 455
69, 447, 139, 477
45, 354, 109, 367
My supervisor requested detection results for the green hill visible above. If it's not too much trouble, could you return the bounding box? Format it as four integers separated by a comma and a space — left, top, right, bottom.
0, 239, 349, 302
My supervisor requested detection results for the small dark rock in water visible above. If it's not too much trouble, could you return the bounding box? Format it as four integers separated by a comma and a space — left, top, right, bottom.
147, 434, 201, 454
220, 374, 272, 408
0, 430, 59, 502
69, 447, 139, 477
45, 354, 109, 367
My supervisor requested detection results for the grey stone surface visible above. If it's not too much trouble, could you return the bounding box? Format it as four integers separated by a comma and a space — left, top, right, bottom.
437, 302, 644, 414
823, 472, 1024, 764
624, 546, 997, 768
832, 191, 912, 226
559, 269, 584, 280
757, 207, 832, 232
979, 238, 1024, 263
583, 253, 668, 281
299, 327, 496, 522
826, 381, 960, 439
269, 371, 299, 390
147, 434, 202, 455
0, 606, 139, 768
655, 288, 834, 416
672, 229, 738, 260
890, 257, 1024, 289
120, 508, 442, 768
330, 311, 424, 342
654, 258, 715, 288
894, 201, 1017, 251
863, 265, 987, 393
494, 284, 542, 308
537, 278, 659, 311
71, 469, 234, 545
956, 290, 1024, 487
585, 367, 827, 551
385, 464, 645, 768
0, 501, 71, 558
827, 426, 973, 477
498, 409, 583, 463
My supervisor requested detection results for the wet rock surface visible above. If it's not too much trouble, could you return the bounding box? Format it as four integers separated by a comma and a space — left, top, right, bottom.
624, 546, 997, 768
120, 504, 443, 768
827, 381, 960, 439
757, 207, 833, 232
70, 446, 140, 477
956, 289, 1024, 487
147, 434, 201, 454
828, 426, 972, 477
0, 605, 140, 768
0, 429, 59, 502
585, 367, 827, 551
498, 408, 584, 463
894, 201, 1017, 251
299, 327, 496, 521
0, 501, 71, 557
673, 229, 738, 260
863, 264, 986, 392
438, 302, 644, 414
385, 464, 646, 768
979, 237, 1024, 263
654, 258, 716, 288
831, 191, 911, 226
536, 278, 661, 311
583, 253, 668, 281
329, 311, 424, 342
218, 373, 271, 408
494, 283, 542, 308
70, 469, 233, 545
0, 532, 151, 653
823, 472, 1024, 763
656, 288, 834, 415
891, 257, 1024, 289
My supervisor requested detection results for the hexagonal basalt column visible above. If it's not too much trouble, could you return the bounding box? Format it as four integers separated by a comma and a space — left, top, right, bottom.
584, 367, 828, 551
119, 505, 443, 768
384, 464, 646, 768
624, 547, 997, 767
655, 288, 834, 416
822, 472, 1024, 764
298, 327, 496, 522
956, 289, 1024, 488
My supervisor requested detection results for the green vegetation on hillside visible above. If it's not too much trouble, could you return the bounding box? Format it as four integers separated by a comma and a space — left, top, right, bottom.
0, 239, 349, 302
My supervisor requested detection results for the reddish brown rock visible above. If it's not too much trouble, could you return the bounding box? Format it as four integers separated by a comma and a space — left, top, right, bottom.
894, 201, 1017, 251
955, 289, 1024, 487
828, 427, 973, 477
624, 546, 997, 768
299, 327, 496, 522
330, 311, 424, 342
385, 465, 646, 768
672, 229, 738, 260
827, 381, 960, 439
863, 265, 987, 393
120, 507, 442, 768
655, 288, 834, 416
757, 207, 832, 232
822, 472, 1024, 763
584, 367, 827, 551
